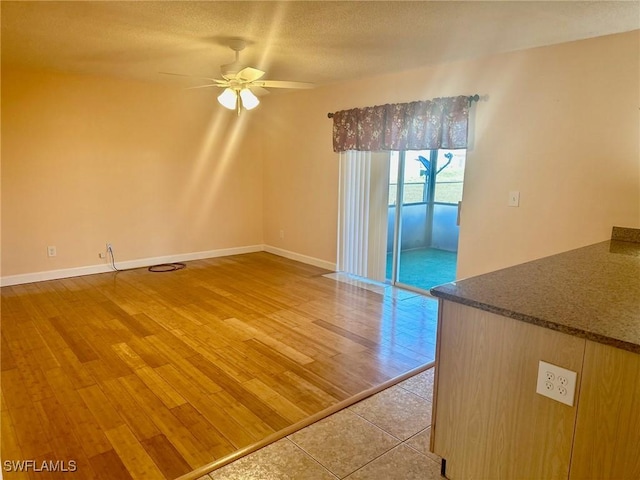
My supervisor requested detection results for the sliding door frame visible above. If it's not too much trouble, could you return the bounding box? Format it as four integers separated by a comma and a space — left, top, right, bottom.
389, 149, 441, 294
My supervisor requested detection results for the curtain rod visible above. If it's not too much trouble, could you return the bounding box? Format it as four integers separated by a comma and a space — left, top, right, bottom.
327, 94, 480, 118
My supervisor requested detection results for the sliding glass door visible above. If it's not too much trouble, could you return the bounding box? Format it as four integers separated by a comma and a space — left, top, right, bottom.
386, 149, 466, 292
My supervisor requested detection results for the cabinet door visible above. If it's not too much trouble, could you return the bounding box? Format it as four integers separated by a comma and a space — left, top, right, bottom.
570, 341, 640, 479
432, 301, 585, 479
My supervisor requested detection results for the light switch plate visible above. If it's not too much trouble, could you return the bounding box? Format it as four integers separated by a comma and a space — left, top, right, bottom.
536, 360, 577, 406
508, 191, 520, 207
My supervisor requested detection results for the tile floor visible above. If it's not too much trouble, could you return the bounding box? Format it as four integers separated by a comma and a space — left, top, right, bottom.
199, 367, 442, 480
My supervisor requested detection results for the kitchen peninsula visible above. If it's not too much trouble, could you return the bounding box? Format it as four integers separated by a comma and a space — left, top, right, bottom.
429, 227, 640, 479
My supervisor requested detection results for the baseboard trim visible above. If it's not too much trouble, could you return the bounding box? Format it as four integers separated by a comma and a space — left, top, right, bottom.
1, 245, 336, 287
0, 245, 264, 287
263, 245, 337, 271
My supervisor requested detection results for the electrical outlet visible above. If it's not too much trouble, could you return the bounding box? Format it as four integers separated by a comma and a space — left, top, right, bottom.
47, 246, 57, 257
536, 360, 577, 406
279, 230, 284, 239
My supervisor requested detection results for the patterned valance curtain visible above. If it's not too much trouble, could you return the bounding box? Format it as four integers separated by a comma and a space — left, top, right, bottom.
332, 96, 470, 153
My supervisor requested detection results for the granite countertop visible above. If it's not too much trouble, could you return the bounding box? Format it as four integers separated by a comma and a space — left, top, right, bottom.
430, 235, 640, 354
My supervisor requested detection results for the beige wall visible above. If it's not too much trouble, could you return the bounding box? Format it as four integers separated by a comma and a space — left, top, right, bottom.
260, 30, 640, 279
1, 69, 263, 277
3, 31, 638, 281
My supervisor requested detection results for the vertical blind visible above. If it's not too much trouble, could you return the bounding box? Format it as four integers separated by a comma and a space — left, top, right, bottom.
337, 151, 388, 282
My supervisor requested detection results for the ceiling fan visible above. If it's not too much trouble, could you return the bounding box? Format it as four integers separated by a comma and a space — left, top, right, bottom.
163, 39, 315, 115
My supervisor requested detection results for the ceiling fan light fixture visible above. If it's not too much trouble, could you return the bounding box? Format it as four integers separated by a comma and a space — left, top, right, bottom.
217, 88, 237, 110
239, 88, 260, 110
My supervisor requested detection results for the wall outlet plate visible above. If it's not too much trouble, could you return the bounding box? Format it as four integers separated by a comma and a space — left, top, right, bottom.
508, 191, 520, 207
536, 360, 577, 406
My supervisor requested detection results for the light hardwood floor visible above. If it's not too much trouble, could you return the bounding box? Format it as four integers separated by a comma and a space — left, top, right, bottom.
1, 252, 436, 479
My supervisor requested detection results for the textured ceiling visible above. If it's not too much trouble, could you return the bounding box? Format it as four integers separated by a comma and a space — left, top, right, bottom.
2, 1, 639, 88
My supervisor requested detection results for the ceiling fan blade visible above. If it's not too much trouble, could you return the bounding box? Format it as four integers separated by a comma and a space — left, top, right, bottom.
249, 86, 270, 97
160, 72, 227, 84
186, 83, 226, 90
235, 67, 266, 82
258, 80, 315, 89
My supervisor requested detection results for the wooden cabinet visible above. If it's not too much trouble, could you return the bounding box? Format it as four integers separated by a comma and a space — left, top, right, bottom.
570, 341, 640, 479
431, 300, 640, 479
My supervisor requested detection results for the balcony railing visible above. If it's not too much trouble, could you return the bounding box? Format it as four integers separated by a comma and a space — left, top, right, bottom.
388, 181, 463, 206
387, 201, 460, 253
